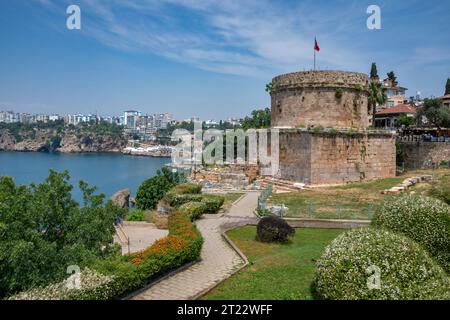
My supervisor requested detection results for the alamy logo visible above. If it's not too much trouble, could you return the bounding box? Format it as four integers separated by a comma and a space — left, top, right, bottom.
367, 5, 381, 30
366, 265, 381, 290
171, 122, 280, 176
66, 5, 81, 30
66, 265, 81, 289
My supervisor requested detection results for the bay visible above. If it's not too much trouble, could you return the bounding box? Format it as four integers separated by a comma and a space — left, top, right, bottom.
0, 151, 170, 203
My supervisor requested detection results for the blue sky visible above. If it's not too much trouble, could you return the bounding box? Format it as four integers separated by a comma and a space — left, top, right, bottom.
0, 0, 449, 120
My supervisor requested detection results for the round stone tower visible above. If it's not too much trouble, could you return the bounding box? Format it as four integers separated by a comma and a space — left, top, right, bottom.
271, 70, 370, 129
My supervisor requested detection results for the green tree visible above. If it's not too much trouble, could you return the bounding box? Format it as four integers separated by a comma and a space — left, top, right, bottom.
397, 115, 416, 128
417, 98, 450, 129
445, 78, 450, 95
387, 71, 398, 87
135, 167, 186, 210
370, 63, 379, 80
367, 82, 388, 126
241, 108, 271, 130
0, 170, 123, 297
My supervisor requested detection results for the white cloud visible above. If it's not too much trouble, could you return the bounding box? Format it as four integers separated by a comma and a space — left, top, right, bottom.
34, 0, 385, 77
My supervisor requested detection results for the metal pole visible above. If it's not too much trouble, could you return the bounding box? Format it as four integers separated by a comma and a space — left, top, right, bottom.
314, 50, 316, 71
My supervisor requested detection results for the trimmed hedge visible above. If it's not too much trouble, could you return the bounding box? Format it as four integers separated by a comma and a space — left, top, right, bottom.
177, 195, 225, 221
372, 195, 450, 273
10, 203, 203, 300
179, 201, 208, 221
313, 228, 449, 300
256, 216, 295, 243
163, 183, 203, 206
166, 194, 204, 207
201, 195, 225, 213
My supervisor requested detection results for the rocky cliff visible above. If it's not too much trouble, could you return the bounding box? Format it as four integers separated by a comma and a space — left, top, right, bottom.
0, 127, 126, 153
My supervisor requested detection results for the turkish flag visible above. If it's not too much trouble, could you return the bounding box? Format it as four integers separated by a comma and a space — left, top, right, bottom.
314, 38, 320, 52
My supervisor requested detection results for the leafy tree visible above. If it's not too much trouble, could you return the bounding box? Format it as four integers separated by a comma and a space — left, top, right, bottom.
135, 167, 186, 210
445, 78, 450, 95
241, 108, 271, 130
397, 115, 416, 128
417, 98, 450, 129
0, 170, 124, 297
370, 63, 379, 80
387, 71, 398, 87
367, 82, 388, 125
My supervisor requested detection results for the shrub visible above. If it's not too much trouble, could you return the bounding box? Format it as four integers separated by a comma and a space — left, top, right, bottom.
163, 183, 202, 206
429, 173, 450, 205
313, 228, 449, 300
171, 183, 202, 195
372, 195, 450, 272
135, 168, 187, 210
335, 88, 343, 99
136, 175, 172, 210
165, 194, 204, 207
200, 195, 225, 213
178, 201, 208, 221
10, 207, 203, 300
256, 216, 295, 243
125, 210, 145, 221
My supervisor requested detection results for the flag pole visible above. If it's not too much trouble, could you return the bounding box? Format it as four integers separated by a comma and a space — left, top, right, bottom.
314, 48, 316, 71
313, 36, 316, 71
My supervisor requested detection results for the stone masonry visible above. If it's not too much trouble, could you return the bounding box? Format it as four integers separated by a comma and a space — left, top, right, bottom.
271, 70, 370, 129
269, 70, 396, 185
400, 141, 450, 169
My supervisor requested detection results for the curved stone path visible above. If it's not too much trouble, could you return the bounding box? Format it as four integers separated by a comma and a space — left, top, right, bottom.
130, 192, 260, 300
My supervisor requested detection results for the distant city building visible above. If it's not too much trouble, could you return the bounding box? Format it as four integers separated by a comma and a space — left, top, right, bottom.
440, 94, 450, 108
49, 115, 61, 122
0, 111, 19, 123
65, 114, 98, 125
123, 110, 141, 130
153, 113, 172, 129
383, 78, 408, 108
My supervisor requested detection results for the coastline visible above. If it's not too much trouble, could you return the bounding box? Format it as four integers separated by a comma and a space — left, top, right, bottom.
0, 148, 172, 158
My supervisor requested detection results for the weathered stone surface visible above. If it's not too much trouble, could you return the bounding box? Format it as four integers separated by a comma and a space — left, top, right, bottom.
275, 130, 396, 185
271, 71, 370, 129
110, 189, 131, 209
400, 141, 450, 169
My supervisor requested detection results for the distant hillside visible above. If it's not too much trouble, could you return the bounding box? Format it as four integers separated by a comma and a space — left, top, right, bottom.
0, 121, 126, 153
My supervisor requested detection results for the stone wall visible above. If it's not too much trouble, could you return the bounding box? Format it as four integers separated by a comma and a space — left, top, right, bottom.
271, 71, 369, 129
193, 164, 259, 185
400, 141, 450, 169
277, 130, 396, 185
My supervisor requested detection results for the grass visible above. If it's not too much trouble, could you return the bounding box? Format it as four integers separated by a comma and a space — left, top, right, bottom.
220, 193, 245, 211
202, 226, 343, 300
267, 168, 450, 220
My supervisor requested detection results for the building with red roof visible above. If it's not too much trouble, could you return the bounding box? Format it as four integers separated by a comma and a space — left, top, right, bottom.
374, 103, 417, 128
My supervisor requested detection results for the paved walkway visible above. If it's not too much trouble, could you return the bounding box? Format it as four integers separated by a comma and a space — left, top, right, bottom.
114, 222, 168, 255
131, 192, 260, 300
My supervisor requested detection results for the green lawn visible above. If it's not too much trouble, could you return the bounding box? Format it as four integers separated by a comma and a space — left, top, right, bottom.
266, 178, 402, 220
267, 169, 450, 220
202, 226, 343, 300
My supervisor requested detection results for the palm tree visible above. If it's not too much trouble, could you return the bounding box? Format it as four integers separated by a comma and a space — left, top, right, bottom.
368, 82, 387, 127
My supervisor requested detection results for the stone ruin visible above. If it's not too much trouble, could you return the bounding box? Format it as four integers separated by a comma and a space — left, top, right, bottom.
269, 70, 396, 185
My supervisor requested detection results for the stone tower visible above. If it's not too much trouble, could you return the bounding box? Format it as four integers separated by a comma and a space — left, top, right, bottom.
271, 70, 370, 129
269, 70, 396, 185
